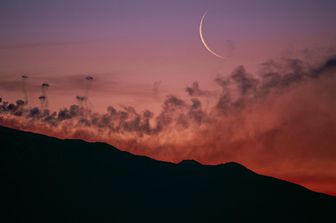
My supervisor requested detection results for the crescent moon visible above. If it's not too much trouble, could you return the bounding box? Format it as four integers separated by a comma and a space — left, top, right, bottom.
199, 11, 225, 59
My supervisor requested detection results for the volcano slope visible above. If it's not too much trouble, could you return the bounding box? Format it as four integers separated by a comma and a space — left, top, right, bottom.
0, 126, 335, 222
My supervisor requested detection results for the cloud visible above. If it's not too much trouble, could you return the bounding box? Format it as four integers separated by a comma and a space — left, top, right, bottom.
1, 54, 336, 194
0, 72, 157, 101
185, 81, 216, 97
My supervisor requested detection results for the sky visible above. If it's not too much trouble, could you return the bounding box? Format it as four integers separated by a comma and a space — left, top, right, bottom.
1, 0, 336, 195
1, 0, 336, 111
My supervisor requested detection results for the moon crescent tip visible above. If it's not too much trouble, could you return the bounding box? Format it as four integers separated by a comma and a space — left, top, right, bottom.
199, 11, 226, 60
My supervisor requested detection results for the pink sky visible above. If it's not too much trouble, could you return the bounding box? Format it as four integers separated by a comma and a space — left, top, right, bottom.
1, 0, 336, 195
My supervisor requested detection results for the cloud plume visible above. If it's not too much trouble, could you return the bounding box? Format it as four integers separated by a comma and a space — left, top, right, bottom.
1, 55, 336, 195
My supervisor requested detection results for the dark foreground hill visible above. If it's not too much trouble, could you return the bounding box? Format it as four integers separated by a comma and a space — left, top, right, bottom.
0, 126, 335, 223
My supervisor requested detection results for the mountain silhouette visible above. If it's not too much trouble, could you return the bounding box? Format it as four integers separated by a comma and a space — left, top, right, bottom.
1, 126, 335, 222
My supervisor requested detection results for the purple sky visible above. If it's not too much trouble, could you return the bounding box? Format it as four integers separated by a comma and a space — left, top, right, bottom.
0, 0, 336, 111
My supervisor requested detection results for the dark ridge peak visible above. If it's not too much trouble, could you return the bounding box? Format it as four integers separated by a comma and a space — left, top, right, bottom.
178, 159, 202, 166
223, 161, 247, 168
216, 161, 255, 174
178, 160, 248, 168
